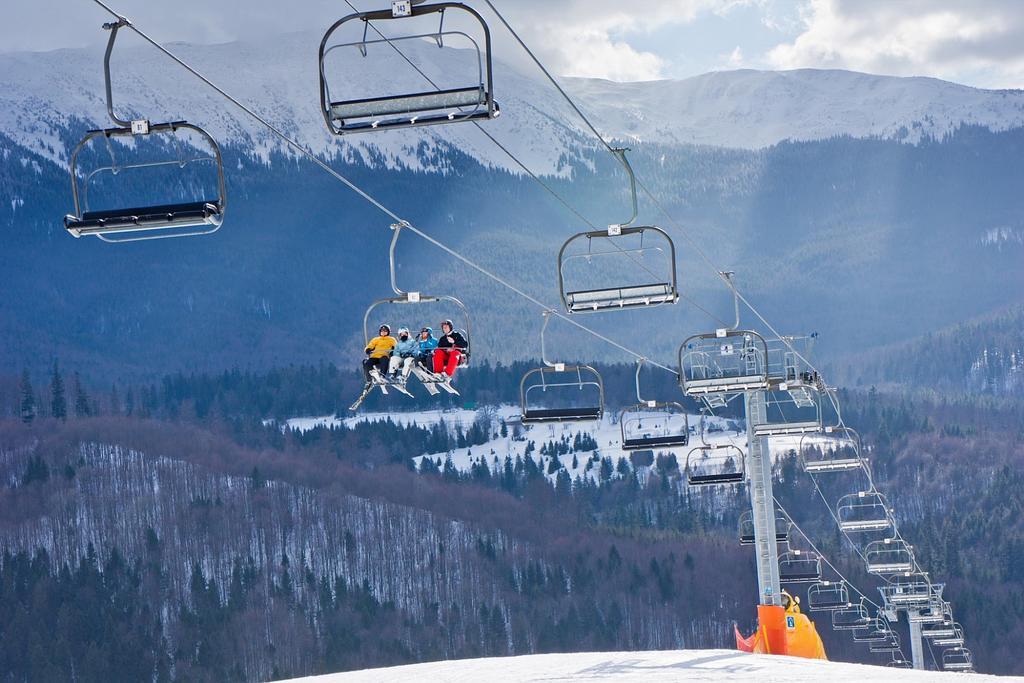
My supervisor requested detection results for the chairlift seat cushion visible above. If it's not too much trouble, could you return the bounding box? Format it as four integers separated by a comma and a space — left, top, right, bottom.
752, 420, 821, 437
66, 200, 221, 235
522, 406, 601, 423
687, 472, 744, 486
621, 434, 688, 451
331, 86, 488, 120
566, 282, 676, 312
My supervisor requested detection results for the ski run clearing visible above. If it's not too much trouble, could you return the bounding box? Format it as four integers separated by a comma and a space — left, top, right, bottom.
280, 649, 1018, 682
285, 407, 815, 484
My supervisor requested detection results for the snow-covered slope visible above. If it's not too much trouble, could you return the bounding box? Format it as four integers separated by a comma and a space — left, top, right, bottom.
280, 649, 1011, 682
286, 407, 816, 485
3, 32, 1024, 173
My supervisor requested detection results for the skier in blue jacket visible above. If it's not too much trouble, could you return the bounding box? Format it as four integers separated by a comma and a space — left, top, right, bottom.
416, 326, 439, 371
388, 327, 419, 380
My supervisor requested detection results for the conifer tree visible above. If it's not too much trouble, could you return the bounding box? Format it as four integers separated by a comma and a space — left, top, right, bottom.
19, 368, 35, 424
50, 360, 66, 420
73, 372, 91, 418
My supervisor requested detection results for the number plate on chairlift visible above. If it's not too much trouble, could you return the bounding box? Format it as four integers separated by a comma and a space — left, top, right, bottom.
406, 292, 421, 302
392, 1, 412, 17
130, 119, 150, 135
720, 343, 734, 356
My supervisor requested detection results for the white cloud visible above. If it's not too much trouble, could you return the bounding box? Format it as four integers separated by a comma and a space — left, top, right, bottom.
493, 0, 761, 81
767, 0, 1024, 88
727, 46, 745, 68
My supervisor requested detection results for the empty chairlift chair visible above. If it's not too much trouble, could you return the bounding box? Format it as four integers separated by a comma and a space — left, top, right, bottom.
807, 580, 851, 611
930, 623, 966, 648
738, 509, 789, 546
836, 490, 894, 533
869, 632, 901, 654
778, 549, 821, 583
751, 385, 824, 437
319, 2, 499, 134
921, 620, 958, 640
942, 647, 974, 672
618, 361, 689, 450
65, 20, 226, 242
801, 427, 868, 474
679, 329, 770, 397
852, 616, 893, 644
684, 444, 745, 486
558, 226, 679, 313
519, 312, 604, 424
864, 538, 915, 576
832, 600, 872, 631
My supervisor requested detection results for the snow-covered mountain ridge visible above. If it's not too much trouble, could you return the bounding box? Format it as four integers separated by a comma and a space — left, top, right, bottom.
3, 31, 1024, 174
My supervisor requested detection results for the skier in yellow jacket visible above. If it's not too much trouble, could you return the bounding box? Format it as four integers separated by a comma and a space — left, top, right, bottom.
363, 324, 397, 382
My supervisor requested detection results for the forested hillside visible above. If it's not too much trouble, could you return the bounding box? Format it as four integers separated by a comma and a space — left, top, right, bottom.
0, 362, 1020, 677
833, 305, 1024, 396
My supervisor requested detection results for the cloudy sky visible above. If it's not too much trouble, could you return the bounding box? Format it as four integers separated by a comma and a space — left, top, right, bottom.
7, 0, 1024, 89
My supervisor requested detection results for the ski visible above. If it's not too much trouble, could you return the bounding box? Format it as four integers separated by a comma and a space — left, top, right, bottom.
349, 382, 374, 411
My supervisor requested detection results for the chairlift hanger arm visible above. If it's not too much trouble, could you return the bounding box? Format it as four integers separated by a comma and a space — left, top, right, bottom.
610, 147, 637, 230
102, 18, 133, 128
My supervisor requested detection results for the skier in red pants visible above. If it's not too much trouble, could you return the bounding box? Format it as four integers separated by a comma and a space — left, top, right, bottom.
433, 319, 468, 378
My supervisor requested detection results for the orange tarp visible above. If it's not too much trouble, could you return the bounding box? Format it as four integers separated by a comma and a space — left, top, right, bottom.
735, 604, 827, 660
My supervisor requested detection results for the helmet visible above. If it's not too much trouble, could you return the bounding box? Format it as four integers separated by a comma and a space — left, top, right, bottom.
378, 324, 391, 335
398, 327, 410, 336
441, 319, 454, 330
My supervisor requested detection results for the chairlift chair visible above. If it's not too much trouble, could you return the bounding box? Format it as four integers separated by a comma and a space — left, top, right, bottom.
65, 20, 226, 242
836, 490, 894, 533
519, 312, 604, 424
362, 222, 472, 365
852, 616, 893, 643
558, 227, 679, 313
350, 223, 472, 410
678, 329, 770, 396
738, 509, 789, 546
778, 549, 821, 583
319, 2, 499, 135
922, 620, 958, 640
931, 623, 965, 648
832, 600, 872, 631
864, 538, 915, 576
942, 647, 974, 672
751, 385, 824, 437
878, 579, 934, 608
886, 657, 913, 669
684, 444, 745, 486
618, 360, 689, 450
801, 427, 868, 474
868, 632, 901, 654
557, 149, 679, 314
807, 580, 851, 611
908, 600, 951, 625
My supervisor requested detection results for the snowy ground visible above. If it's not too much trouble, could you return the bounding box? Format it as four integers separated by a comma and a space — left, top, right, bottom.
279, 649, 1014, 682
283, 407, 818, 484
